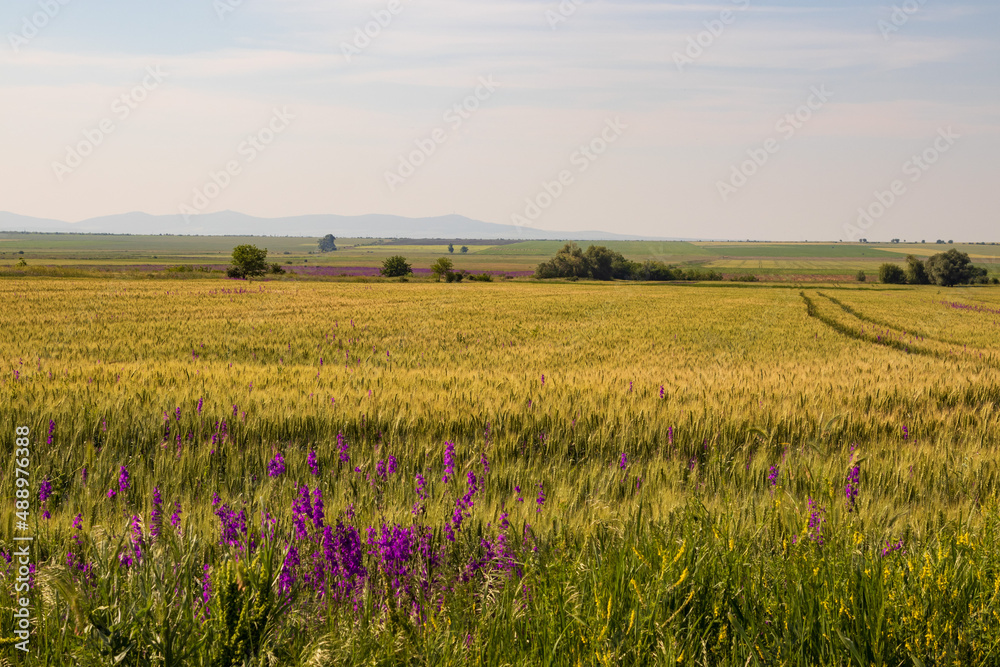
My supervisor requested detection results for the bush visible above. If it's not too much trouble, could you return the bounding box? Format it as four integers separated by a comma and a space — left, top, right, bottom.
733, 274, 759, 283
878, 263, 907, 284
270, 263, 285, 275
633, 261, 679, 281
380, 256, 412, 278
856, 270, 867, 282
230, 245, 269, 279
468, 273, 493, 282
684, 269, 724, 281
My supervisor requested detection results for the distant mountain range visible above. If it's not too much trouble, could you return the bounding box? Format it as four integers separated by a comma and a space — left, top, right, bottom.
0, 211, 680, 241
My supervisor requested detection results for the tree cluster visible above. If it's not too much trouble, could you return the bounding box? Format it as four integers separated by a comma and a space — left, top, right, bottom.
879, 250, 991, 286
535, 243, 723, 282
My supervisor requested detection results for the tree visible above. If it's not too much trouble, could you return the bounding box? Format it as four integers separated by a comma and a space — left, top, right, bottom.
230, 245, 269, 279
925, 249, 987, 286
447, 244, 454, 254
318, 235, 337, 252
380, 255, 412, 278
430, 257, 454, 282
460, 246, 469, 254
878, 263, 906, 284
904, 255, 930, 285
855, 270, 866, 282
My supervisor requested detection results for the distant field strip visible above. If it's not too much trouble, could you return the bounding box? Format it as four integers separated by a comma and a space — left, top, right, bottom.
695, 243, 901, 258
477, 240, 711, 258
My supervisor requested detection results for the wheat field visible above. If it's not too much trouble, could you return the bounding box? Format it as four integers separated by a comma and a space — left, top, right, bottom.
1, 278, 999, 665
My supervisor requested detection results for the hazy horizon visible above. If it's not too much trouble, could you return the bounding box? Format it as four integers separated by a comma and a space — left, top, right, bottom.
2, 1, 998, 241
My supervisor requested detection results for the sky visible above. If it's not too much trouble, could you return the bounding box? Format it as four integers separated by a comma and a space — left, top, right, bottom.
0, 0, 997, 241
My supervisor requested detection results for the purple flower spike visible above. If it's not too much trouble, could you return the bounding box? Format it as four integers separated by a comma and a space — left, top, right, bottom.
268, 452, 286, 477
151, 487, 163, 538
845, 465, 860, 510
442, 442, 456, 483
170, 502, 182, 531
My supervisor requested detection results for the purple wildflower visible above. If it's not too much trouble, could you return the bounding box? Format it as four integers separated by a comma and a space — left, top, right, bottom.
619, 453, 627, 470
767, 466, 779, 487
170, 502, 182, 531
215, 504, 247, 548
118, 466, 130, 494
312, 487, 324, 529
292, 486, 314, 540
308, 450, 320, 476
201, 564, 212, 606
268, 452, 286, 477
845, 465, 860, 510
881, 539, 904, 557
151, 487, 163, 538
278, 546, 299, 593
536, 483, 546, 513
806, 498, 825, 545
337, 433, 349, 462
442, 442, 456, 483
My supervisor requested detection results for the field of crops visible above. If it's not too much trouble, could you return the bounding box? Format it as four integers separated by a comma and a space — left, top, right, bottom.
2, 278, 1000, 665
4, 234, 999, 282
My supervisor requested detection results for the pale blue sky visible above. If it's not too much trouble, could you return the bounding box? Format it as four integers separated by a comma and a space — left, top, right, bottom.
1, 0, 997, 240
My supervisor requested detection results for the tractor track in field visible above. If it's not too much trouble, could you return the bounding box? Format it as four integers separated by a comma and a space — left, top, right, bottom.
800, 291, 1000, 369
